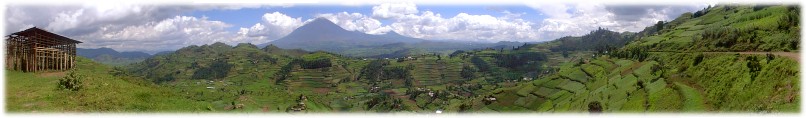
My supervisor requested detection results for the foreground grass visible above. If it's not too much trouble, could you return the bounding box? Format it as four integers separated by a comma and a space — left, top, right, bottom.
6, 57, 209, 112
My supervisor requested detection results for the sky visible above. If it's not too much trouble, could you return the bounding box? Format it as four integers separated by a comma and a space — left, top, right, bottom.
4, 2, 710, 54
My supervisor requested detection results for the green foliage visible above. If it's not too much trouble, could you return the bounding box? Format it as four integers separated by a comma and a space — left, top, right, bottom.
693, 53, 704, 66
628, 5, 800, 52
8, 57, 209, 112
549, 28, 636, 52
359, 60, 390, 82
470, 56, 491, 72
58, 70, 85, 91
608, 46, 649, 61
275, 60, 297, 84
191, 59, 232, 80
460, 65, 476, 79
493, 52, 547, 70
299, 52, 333, 69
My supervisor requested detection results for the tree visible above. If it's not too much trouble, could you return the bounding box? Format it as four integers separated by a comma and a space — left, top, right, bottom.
460, 65, 476, 79
449, 50, 466, 58
654, 21, 665, 32
359, 60, 390, 82
192, 59, 232, 80
562, 51, 569, 58
693, 53, 705, 66
471, 56, 490, 72
275, 59, 300, 84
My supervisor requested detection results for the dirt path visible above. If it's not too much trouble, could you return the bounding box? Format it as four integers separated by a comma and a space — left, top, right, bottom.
703, 52, 799, 63
650, 51, 799, 63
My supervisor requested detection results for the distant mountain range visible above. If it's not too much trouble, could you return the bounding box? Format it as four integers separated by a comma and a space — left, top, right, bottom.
77, 48, 153, 65
260, 18, 536, 57
260, 18, 424, 51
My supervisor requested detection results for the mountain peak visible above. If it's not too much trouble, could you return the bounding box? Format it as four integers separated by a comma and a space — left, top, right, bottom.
265, 17, 424, 52
384, 31, 401, 36
311, 17, 333, 23
298, 17, 343, 31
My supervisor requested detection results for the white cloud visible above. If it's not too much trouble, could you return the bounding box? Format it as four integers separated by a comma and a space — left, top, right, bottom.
526, 2, 704, 40
530, 3, 619, 39
5, 4, 266, 53
5, 3, 705, 53
77, 16, 242, 52
371, 2, 419, 19
303, 3, 544, 42
316, 12, 390, 34
237, 12, 304, 42
383, 8, 540, 42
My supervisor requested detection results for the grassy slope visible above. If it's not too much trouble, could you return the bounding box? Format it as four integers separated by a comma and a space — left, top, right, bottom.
459, 53, 798, 112
627, 5, 799, 52
6, 57, 208, 112
456, 4, 799, 113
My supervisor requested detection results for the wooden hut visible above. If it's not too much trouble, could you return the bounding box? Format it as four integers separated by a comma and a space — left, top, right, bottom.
6, 27, 81, 72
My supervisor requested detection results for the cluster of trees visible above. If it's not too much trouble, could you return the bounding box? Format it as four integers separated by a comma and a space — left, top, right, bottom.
246, 52, 277, 64
549, 28, 634, 52
460, 65, 476, 79
654, 21, 666, 33
607, 47, 650, 62
470, 56, 490, 72
701, 27, 743, 48
358, 60, 414, 84
359, 60, 390, 82
275, 60, 298, 84
298, 58, 332, 69
449, 50, 466, 58
191, 59, 232, 80
692, 5, 712, 18
365, 93, 406, 112
693, 5, 799, 52
493, 52, 547, 70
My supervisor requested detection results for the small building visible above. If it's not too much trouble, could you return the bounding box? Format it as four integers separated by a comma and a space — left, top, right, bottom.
6, 27, 81, 72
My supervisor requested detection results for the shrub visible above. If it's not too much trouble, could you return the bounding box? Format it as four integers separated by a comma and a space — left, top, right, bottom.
299, 58, 332, 69
192, 59, 232, 80
471, 56, 491, 72
58, 70, 84, 91
693, 53, 704, 66
460, 65, 476, 79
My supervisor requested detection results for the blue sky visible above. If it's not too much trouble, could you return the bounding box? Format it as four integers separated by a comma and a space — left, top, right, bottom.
5, 2, 707, 53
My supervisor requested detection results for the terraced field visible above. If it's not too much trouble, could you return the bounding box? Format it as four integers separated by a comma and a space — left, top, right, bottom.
465, 56, 712, 112
410, 57, 463, 87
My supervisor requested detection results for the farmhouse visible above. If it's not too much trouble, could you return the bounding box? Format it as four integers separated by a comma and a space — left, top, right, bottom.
6, 27, 81, 72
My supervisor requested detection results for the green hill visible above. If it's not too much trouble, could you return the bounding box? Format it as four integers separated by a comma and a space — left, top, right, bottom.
626, 5, 799, 52
450, 4, 800, 113
6, 57, 208, 112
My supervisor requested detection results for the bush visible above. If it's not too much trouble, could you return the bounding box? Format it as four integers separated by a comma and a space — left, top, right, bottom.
693, 53, 704, 66
58, 71, 84, 91
460, 65, 476, 79
471, 56, 491, 72
299, 58, 332, 69
192, 59, 232, 80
